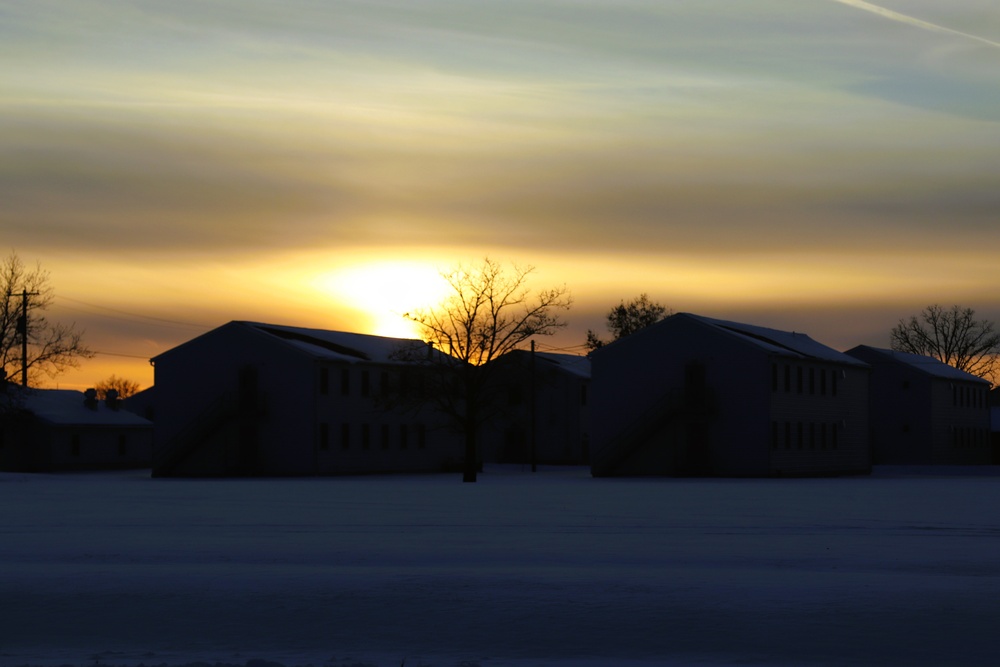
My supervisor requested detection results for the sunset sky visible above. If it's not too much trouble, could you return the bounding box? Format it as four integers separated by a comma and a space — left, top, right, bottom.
2, 0, 999, 392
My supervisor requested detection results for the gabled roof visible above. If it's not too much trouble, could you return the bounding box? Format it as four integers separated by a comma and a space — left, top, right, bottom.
12, 389, 152, 427
679, 313, 868, 366
845, 345, 988, 383
242, 322, 432, 364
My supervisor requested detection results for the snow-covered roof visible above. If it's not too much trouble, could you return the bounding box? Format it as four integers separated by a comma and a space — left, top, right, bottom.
14, 389, 153, 427
846, 345, 989, 383
535, 351, 591, 379
243, 322, 430, 364
679, 313, 868, 366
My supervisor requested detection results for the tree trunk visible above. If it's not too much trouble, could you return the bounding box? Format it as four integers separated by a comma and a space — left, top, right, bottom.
463, 420, 478, 482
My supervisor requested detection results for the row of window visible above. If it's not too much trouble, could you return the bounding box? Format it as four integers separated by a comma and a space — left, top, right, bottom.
771, 421, 840, 451
952, 384, 988, 410
318, 422, 427, 451
320, 367, 429, 399
951, 427, 990, 449
67, 433, 131, 457
772, 363, 839, 396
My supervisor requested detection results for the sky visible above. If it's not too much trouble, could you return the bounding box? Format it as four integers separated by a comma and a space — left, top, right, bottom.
2, 0, 999, 391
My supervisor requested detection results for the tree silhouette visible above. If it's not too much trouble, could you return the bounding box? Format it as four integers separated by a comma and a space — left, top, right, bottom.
890, 304, 1000, 385
94, 374, 141, 401
0, 251, 93, 386
398, 258, 571, 482
586, 293, 669, 352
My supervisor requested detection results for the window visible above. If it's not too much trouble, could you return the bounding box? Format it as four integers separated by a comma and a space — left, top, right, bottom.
341, 369, 350, 396
772, 422, 779, 450
797, 367, 803, 394
771, 363, 778, 392
809, 368, 815, 395
797, 422, 803, 449
71, 434, 81, 457
118, 434, 127, 457
320, 422, 329, 450
809, 423, 815, 449
400, 424, 409, 450
784, 422, 791, 449
820, 369, 827, 396
319, 367, 329, 395
340, 423, 350, 450
821, 423, 827, 449
381, 424, 390, 450
362, 424, 371, 449
784, 365, 791, 392
832, 422, 839, 449
417, 424, 427, 449
580, 384, 588, 406
380, 371, 390, 397
831, 371, 838, 396
361, 371, 370, 397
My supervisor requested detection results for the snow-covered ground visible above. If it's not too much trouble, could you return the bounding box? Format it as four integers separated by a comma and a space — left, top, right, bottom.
3, 465, 1000, 667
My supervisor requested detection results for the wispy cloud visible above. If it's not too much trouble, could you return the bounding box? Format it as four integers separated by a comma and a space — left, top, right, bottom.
830, 0, 1000, 50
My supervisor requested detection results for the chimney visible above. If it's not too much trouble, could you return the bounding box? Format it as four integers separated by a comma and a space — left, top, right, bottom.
84, 388, 98, 410
105, 388, 120, 411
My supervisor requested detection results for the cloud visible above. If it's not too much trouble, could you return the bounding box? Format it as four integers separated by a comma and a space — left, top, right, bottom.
830, 0, 1000, 50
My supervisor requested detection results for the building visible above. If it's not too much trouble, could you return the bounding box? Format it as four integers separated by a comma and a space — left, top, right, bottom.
482, 349, 591, 465
150, 321, 464, 477
0, 387, 153, 471
591, 313, 871, 477
844, 346, 992, 465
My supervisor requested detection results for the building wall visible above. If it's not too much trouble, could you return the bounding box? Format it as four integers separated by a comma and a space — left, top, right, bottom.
768, 361, 870, 475
928, 379, 992, 464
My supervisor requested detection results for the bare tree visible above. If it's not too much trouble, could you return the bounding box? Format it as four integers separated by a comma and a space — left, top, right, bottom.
94, 374, 141, 401
399, 258, 572, 482
890, 304, 1000, 385
0, 251, 94, 386
586, 293, 670, 352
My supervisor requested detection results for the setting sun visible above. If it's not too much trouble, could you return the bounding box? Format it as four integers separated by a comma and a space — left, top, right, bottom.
316, 260, 452, 339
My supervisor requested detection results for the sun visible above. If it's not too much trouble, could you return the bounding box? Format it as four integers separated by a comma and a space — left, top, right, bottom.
317, 260, 452, 339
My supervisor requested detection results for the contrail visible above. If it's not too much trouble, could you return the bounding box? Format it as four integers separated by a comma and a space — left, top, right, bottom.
830, 0, 1000, 50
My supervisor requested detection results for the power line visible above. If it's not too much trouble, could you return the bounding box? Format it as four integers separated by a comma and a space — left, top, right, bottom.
53, 294, 212, 330
93, 350, 153, 360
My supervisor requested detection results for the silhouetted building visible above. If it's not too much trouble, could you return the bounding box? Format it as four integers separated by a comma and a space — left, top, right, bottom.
483, 350, 591, 465
591, 313, 871, 477
150, 321, 464, 476
845, 346, 992, 465
0, 387, 153, 472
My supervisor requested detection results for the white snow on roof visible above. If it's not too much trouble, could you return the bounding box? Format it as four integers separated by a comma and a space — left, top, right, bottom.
16, 389, 152, 427
535, 351, 591, 378
848, 345, 989, 383
680, 313, 868, 366
244, 322, 429, 364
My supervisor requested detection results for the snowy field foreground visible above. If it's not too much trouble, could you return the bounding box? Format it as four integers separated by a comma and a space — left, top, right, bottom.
3, 466, 1000, 667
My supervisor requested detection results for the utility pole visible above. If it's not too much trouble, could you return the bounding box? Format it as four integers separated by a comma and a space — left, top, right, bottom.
16, 289, 39, 387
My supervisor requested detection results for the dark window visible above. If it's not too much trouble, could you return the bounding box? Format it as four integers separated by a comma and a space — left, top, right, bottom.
118, 434, 127, 457
340, 423, 350, 450
320, 422, 329, 450
820, 369, 827, 396
809, 368, 815, 395
784, 422, 791, 449
319, 367, 329, 395
809, 423, 815, 449
341, 369, 350, 396
771, 363, 778, 392
362, 424, 371, 449
832, 422, 839, 449
902, 379, 910, 390
71, 434, 81, 457
361, 371, 370, 397
784, 365, 791, 392
821, 423, 827, 449
380, 371, 390, 397
400, 424, 409, 450
832, 371, 838, 396
381, 424, 390, 450
772, 422, 779, 449
580, 384, 588, 406
797, 367, 803, 393
797, 422, 803, 449
417, 424, 427, 449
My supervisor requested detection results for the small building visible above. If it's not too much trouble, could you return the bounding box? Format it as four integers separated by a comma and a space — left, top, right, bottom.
0, 387, 153, 472
591, 313, 871, 477
845, 346, 992, 465
482, 349, 591, 465
150, 321, 464, 477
